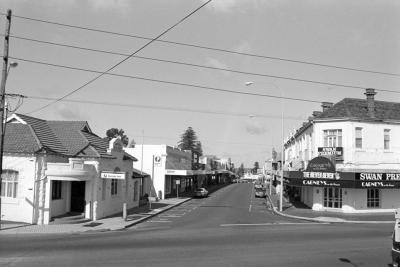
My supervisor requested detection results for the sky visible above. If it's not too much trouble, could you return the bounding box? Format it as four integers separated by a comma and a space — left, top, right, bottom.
0, 0, 399, 168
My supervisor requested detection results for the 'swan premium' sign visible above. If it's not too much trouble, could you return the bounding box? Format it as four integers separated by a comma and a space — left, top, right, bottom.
356, 173, 400, 188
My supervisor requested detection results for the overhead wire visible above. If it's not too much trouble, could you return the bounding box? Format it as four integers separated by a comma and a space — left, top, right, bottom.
22, 0, 213, 114
6, 35, 393, 92
1, 11, 399, 77
8, 56, 322, 103
20, 94, 309, 121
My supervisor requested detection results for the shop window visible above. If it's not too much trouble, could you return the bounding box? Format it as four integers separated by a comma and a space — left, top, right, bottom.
111, 179, 118, 195
1, 170, 18, 198
51, 181, 62, 200
355, 127, 363, 149
384, 129, 390, 150
323, 129, 342, 147
367, 189, 380, 208
323, 187, 342, 208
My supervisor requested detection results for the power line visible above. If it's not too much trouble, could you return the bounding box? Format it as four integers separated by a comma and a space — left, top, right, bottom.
25, 0, 212, 114
21, 94, 309, 121
2, 11, 399, 77
10, 56, 322, 104
10, 56, 400, 99
7, 34, 385, 92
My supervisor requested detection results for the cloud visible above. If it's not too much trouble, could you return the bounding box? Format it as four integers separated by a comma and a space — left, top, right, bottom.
233, 41, 252, 53
86, 0, 131, 10
56, 104, 83, 120
205, 57, 229, 70
201, 0, 263, 13
245, 119, 266, 135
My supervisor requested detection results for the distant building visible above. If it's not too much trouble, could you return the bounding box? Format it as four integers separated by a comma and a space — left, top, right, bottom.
284, 89, 400, 213
1, 114, 145, 224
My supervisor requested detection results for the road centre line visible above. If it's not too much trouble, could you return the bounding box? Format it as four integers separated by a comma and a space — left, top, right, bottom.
220, 222, 330, 227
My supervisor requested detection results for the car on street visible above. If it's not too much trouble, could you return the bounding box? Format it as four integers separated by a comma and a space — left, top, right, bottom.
255, 188, 267, 198
194, 188, 208, 198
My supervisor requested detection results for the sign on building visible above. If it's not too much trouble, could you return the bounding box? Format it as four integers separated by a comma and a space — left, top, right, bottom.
100, 171, 126, 180
318, 147, 343, 161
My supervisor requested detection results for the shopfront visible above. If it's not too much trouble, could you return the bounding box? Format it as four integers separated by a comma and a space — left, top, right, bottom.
285, 156, 400, 213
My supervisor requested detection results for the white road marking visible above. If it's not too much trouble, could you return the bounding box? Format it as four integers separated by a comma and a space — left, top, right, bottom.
220, 222, 329, 227
149, 220, 172, 223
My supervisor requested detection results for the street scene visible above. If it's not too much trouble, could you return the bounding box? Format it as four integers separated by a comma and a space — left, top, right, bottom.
0, 1, 400, 266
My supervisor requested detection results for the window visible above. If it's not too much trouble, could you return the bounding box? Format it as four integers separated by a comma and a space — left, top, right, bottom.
323, 188, 342, 208
355, 127, 363, 149
384, 129, 390, 150
111, 179, 118, 195
367, 189, 380, 208
51, 181, 62, 200
1, 170, 18, 198
323, 129, 342, 147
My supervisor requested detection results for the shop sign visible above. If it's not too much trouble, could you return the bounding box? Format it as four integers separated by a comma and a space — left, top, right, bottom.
306, 156, 335, 172
303, 171, 340, 180
100, 171, 126, 180
154, 155, 162, 167
318, 147, 343, 160
355, 173, 400, 188
302, 179, 341, 187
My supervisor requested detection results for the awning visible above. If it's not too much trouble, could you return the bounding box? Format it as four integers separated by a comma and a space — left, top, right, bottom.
132, 168, 150, 178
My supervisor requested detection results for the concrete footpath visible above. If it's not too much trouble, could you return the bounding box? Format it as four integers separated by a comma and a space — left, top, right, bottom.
266, 186, 396, 224
0, 197, 190, 235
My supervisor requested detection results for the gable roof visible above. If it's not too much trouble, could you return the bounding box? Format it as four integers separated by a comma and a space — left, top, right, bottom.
4, 123, 41, 153
315, 98, 400, 121
4, 114, 134, 160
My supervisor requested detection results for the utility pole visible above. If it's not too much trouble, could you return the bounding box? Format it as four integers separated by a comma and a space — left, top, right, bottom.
0, 9, 12, 230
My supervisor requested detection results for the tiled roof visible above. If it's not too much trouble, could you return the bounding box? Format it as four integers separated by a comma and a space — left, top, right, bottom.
16, 114, 68, 154
5, 114, 114, 158
4, 123, 41, 153
316, 98, 400, 121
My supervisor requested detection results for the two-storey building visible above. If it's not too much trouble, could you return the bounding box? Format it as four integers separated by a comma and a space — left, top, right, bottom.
284, 89, 400, 213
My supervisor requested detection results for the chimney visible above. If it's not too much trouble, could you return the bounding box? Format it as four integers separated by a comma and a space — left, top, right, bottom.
364, 88, 376, 118
321, 102, 333, 112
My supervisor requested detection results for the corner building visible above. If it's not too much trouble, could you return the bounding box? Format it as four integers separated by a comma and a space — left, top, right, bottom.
284, 88, 400, 213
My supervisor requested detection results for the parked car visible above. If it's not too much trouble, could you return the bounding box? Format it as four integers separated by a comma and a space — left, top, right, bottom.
255, 188, 267, 198
194, 188, 209, 198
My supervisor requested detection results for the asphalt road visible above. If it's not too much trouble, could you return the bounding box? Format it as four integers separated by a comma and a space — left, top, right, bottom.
0, 183, 394, 267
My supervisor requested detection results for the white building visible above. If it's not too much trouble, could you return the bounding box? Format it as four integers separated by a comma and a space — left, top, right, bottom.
284, 89, 400, 213
125, 145, 194, 200
1, 114, 145, 224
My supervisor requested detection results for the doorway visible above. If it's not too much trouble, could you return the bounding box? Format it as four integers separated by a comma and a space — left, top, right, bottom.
323, 187, 342, 208
70, 181, 86, 213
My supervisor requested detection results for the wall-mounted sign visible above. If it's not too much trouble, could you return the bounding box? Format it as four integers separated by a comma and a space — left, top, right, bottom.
100, 171, 126, 180
318, 147, 343, 161
154, 155, 162, 167
303, 171, 340, 180
355, 173, 400, 188
306, 156, 335, 172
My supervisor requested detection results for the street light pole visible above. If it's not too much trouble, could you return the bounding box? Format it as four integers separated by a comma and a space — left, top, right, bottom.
0, 9, 12, 230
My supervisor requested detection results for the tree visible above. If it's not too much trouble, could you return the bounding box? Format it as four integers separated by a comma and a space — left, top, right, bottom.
178, 127, 203, 156
105, 128, 129, 147
237, 163, 245, 177
253, 161, 260, 174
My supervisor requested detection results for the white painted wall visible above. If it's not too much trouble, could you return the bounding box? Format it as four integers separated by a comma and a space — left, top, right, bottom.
126, 145, 167, 199
1, 155, 37, 223
50, 181, 69, 217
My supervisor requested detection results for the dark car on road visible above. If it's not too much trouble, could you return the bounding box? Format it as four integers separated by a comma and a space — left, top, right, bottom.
255, 188, 267, 198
